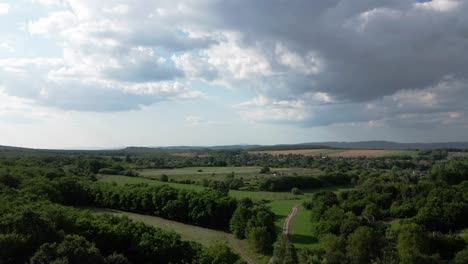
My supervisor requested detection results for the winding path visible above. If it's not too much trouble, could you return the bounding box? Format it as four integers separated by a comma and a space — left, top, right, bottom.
282, 205, 299, 235
269, 204, 300, 264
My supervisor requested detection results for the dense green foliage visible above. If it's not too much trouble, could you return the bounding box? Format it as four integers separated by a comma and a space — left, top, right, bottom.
229, 198, 277, 254
272, 235, 299, 264
87, 183, 237, 230
299, 159, 468, 263
259, 173, 351, 191
1, 149, 467, 263
0, 195, 199, 264
0, 156, 277, 263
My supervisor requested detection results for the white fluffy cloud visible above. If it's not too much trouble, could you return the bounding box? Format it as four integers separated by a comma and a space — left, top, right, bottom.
2, 0, 468, 129
0, 2, 9, 15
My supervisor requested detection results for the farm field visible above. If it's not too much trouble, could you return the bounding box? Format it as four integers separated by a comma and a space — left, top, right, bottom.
98, 174, 305, 201
328, 149, 417, 157
98, 174, 205, 191
139, 166, 321, 185
449, 152, 468, 158
249, 149, 342, 156
90, 208, 266, 264
250, 148, 417, 157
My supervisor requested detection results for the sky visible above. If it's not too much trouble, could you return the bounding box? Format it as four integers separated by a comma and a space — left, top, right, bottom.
0, 0, 468, 149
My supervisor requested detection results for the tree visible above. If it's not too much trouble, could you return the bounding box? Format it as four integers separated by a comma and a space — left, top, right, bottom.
247, 227, 273, 254
454, 246, 468, 264
346, 226, 382, 264
362, 203, 381, 221
415, 187, 467, 231
291, 188, 302, 195
0, 173, 21, 188
429, 159, 468, 185
260, 166, 270, 174
396, 223, 428, 264
339, 212, 360, 237
246, 205, 277, 254
197, 244, 240, 264
272, 235, 298, 264
0, 233, 27, 264
160, 174, 169, 182
230, 199, 253, 239
104, 253, 130, 264
321, 234, 346, 264
30, 235, 105, 264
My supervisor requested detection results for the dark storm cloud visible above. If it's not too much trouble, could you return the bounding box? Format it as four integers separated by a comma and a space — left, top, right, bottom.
201, 0, 468, 101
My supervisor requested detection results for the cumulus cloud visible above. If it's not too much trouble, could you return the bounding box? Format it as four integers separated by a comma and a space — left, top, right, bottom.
0, 41, 15, 53
192, 0, 468, 127
0, 57, 198, 111
0, 2, 9, 15
2, 0, 468, 129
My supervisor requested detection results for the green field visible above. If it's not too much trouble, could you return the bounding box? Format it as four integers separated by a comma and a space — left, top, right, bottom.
290, 206, 319, 249
378, 150, 419, 157
90, 208, 267, 264
266, 185, 354, 249
250, 149, 418, 158
267, 199, 301, 232
266, 200, 318, 249
98, 174, 354, 251
98, 174, 305, 201
139, 166, 321, 188
98, 174, 205, 191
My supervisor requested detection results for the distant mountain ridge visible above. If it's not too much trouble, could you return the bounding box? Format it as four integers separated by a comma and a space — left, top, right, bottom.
1, 141, 468, 155
311, 141, 468, 150
248, 141, 468, 151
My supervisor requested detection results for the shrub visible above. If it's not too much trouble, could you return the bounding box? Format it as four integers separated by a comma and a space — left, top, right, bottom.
291, 188, 302, 195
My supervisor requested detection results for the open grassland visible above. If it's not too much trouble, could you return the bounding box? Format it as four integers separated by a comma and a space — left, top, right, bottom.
98, 175, 354, 250
290, 206, 320, 249
98, 174, 205, 191
249, 149, 343, 156
267, 185, 354, 249
449, 152, 468, 158
139, 166, 321, 183
250, 149, 417, 158
138, 166, 321, 190
267, 200, 302, 232
329, 149, 418, 157
90, 208, 266, 264
267, 200, 318, 249
98, 175, 352, 201
98, 174, 304, 201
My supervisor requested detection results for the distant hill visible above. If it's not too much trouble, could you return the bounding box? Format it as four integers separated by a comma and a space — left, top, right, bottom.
311, 141, 468, 150
248, 144, 331, 151
1, 141, 468, 156
248, 141, 468, 151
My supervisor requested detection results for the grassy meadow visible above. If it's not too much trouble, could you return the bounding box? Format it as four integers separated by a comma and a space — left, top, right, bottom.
139, 166, 321, 187
90, 208, 267, 264
98, 174, 305, 200
98, 173, 354, 252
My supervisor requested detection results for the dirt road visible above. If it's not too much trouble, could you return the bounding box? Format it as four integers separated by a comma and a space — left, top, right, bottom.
269, 204, 300, 264
282, 205, 299, 235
